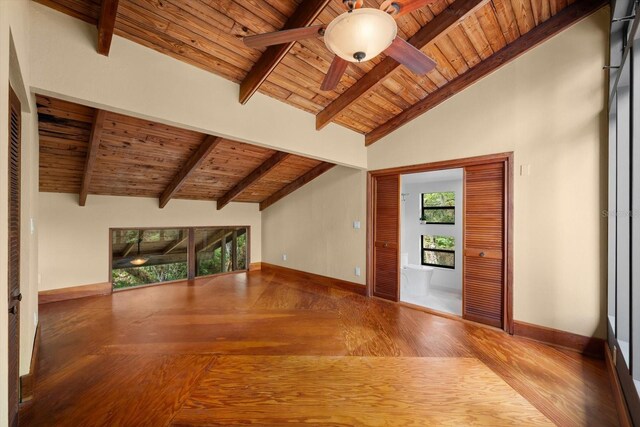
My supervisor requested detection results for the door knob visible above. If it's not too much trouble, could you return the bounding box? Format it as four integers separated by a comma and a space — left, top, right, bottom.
12, 292, 22, 302
479, 252, 485, 257
383, 242, 389, 248
8, 305, 16, 315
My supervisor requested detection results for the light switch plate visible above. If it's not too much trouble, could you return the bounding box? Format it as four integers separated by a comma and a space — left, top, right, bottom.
353, 221, 361, 229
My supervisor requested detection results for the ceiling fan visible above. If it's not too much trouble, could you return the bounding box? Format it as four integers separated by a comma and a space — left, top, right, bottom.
243, 0, 438, 91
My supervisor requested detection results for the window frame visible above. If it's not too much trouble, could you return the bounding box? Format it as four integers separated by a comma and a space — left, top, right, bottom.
607, 1, 640, 421
421, 235, 456, 269
194, 227, 249, 278
421, 192, 456, 225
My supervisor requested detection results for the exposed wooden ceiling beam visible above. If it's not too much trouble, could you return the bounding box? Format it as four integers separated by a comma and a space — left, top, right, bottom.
315, 0, 487, 130
217, 151, 291, 210
121, 241, 136, 257
260, 162, 335, 211
97, 0, 120, 56
79, 109, 106, 206
162, 234, 188, 255
197, 230, 227, 253
239, 0, 331, 104
365, 0, 607, 145
159, 135, 222, 208
196, 228, 247, 253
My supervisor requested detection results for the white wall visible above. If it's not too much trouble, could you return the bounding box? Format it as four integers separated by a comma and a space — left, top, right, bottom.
38, 193, 261, 291
1, 0, 40, 421
369, 8, 610, 338
401, 175, 463, 291
28, 2, 367, 169
262, 166, 367, 285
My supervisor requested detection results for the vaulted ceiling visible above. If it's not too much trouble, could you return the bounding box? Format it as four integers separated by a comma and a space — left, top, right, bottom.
37, 95, 334, 209
35, 0, 605, 144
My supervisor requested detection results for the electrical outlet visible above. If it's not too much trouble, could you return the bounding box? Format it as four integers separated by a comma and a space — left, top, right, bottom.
355, 266, 361, 276
282, 254, 287, 261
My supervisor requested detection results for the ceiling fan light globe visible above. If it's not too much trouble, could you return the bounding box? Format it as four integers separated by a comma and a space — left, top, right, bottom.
324, 8, 397, 63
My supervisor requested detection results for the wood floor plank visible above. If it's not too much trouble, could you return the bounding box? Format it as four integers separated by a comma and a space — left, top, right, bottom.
22, 354, 214, 426
22, 271, 620, 426
173, 356, 554, 426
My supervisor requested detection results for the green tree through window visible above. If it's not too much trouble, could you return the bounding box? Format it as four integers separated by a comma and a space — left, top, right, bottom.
421, 192, 455, 224
422, 235, 455, 268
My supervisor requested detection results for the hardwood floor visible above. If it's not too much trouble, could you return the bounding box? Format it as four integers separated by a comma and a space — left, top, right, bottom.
21, 270, 618, 426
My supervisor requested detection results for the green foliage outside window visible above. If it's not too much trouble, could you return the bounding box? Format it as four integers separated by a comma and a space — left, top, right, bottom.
421, 192, 455, 224
422, 235, 455, 268
198, 247, 222, 276
196, 232, 247, 276
422, 192, 455, 207
423, 235, 455, 250
112, 262, 188, 289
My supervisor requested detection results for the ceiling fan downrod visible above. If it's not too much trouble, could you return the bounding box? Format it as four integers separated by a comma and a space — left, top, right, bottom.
381, 1, 401, 15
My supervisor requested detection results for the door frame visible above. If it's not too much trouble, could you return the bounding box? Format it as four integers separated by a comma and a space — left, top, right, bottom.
366, 152, 514, 333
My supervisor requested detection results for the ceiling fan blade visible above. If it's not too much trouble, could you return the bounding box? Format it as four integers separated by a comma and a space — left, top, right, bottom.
384, 37, 436, 75
380, 0, 436, 18
321, 56, 349, 91
243, 25, 325, 49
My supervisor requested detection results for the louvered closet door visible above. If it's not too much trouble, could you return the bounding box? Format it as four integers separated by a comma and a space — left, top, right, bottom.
463, 162, 505, 328
8, 86, 21, 427
373, 174, 400, 301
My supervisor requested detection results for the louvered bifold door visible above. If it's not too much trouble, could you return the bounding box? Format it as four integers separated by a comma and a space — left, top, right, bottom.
8, 86, 21, 427
373, 174, 400, 301
463, 162, 505, 328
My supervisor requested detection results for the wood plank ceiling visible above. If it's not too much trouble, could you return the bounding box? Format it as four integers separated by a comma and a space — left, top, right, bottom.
35, 0, 606, 144
37, 95, 333, 209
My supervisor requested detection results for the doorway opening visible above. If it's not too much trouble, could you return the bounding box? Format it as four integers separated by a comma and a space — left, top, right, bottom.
400, 169, 463, 316
367, 153, 513, 332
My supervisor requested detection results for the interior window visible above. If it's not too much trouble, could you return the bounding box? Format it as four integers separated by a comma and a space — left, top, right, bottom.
111, 228, 189, 289
111, 226, 249, 289
195, 227, 248, 277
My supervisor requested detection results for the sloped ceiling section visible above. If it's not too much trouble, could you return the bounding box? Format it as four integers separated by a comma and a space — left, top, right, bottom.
37, 94, 334, 210
34, 0, 606, 143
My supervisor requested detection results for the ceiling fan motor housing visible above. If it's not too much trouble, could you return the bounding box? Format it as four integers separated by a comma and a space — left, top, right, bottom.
343, 0, 363, 11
